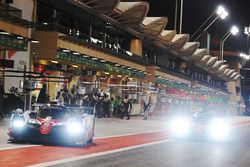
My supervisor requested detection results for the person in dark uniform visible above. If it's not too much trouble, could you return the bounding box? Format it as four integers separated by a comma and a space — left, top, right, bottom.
62, 88, 70, 105
121, 95, 132, 120
95, 96, 104, 118
103, 94, 110, 118
37, 84, 49, 104
143, 94, 151, 120
0, 86, 4, 119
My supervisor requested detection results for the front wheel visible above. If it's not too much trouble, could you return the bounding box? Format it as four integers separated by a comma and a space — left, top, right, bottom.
8, 137, 24, 144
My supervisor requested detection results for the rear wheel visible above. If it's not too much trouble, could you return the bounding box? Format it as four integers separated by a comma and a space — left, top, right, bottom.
9, 138, 18, 143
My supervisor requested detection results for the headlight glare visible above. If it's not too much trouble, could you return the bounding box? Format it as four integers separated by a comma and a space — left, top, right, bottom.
209, 119, 230, 140
67, 122, 83, 134
170, 117, 191, 137
13, 119, 25, 128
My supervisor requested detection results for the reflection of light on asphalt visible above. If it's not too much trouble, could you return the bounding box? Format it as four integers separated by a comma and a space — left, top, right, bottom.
214, 147, 222, 155
210, 146, 225, 166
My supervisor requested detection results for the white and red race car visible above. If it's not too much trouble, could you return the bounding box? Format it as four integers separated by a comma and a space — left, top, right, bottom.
8, 104, 95, 146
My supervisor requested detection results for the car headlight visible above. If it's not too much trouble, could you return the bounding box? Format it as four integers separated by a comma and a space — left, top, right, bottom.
12, 119, 25, 128
170, 117, 191, 137
67, 122, 83, 134
209, 118, 230, 140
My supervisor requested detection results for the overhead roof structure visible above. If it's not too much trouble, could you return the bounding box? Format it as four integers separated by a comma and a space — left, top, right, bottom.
223, 69, 230, 76
78, 0, 119, 13
199, 55, 211, 64
225, 69, 238, 79
230, 72, 238, 79
206, 57, 218, 66
167, 34, 189, 50
158, 30, 176, 44
115, 2, 149, 26
217, 65, 229, 74
179, 42, 200, 55
72, 0, 240, 81
192, 49, 207, 61
233, 74, 241, 80
211, 60, 224, 71
139, 17, 168, 37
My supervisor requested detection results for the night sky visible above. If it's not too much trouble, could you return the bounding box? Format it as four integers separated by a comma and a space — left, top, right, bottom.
147, 0, 250, 52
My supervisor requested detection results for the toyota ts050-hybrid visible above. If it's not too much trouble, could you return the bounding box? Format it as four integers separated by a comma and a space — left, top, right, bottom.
8, 104, 95, 146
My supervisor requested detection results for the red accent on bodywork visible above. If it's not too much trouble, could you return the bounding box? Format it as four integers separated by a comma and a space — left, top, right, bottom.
40, 122, 55, 135
37, 118, 64, 135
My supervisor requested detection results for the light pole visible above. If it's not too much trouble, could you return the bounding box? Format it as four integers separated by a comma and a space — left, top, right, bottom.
174, 0, 184, 34
220, 25, 239, 61
174, 0, 178, 31
244, 26, 250, 54
191, 6, 229, 41
179, 0, 183, 34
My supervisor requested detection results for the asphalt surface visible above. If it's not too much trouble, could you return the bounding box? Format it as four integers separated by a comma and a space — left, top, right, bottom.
50, 127, 250, 167
1, 117, 250, 167
0, 117, 168, 149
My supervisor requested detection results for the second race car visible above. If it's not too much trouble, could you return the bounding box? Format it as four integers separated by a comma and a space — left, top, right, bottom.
169, 111, 230, 141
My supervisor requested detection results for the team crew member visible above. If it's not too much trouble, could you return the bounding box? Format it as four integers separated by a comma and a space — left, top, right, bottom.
121, 95, 132, 120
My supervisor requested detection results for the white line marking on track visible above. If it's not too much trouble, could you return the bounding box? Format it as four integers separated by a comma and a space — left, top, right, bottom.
232, 123, 250, 128
0, 145, 41, 151
26, 139, 174, 167
95, 129, 168, 139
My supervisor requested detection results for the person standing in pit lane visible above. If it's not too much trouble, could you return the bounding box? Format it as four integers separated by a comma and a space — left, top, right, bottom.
121, 95, 132, 120
113, 96, 122, 117
143, 93, 151, 120
0, 86, 4, 119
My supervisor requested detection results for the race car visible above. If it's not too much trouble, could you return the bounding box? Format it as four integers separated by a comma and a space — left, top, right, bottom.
169, 111, 230, 141
8, 104, 95, 146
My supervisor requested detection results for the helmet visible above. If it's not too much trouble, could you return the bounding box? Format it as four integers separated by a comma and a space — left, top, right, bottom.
16, 108, 23, 114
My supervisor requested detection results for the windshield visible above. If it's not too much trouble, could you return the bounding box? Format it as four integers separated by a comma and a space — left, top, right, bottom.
194, 112, 213, 123
38, 107, 68, 120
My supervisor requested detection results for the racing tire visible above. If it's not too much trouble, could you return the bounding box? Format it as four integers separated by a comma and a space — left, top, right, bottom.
9, 138, 23, 144
9, 138, 18, 143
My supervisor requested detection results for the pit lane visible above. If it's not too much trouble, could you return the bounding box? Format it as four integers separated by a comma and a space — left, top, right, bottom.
36, 126, 250, 167
1, 117, 250, 167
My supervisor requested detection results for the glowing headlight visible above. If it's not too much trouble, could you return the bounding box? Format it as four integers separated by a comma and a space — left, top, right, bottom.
209, 118, 230, 140
13, 119, 25, 128
170, 117, 191, 137
67, 122, 83, 134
